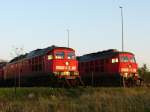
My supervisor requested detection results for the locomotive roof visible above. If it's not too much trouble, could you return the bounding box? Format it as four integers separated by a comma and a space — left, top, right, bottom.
9, 54, 28, 63
0, 61, 7, 68
9, 45, 74, 63
26, 45, 74, 59
77, 49, 134, 62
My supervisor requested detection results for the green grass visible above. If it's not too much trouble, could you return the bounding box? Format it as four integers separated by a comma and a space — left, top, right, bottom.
0, 87, 149, 112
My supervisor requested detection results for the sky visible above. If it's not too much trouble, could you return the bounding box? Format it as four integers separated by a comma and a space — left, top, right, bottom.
0, 0, 150, 68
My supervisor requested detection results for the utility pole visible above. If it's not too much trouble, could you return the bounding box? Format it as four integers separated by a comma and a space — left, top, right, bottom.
16, 48, 21, 88
67, 29, 70, 48
13, 47, 24, 89
119, 6, 126, 88
119, 6, 124, 52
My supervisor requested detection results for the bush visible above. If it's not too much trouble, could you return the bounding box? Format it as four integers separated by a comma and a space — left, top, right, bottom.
138, 64, 150, 85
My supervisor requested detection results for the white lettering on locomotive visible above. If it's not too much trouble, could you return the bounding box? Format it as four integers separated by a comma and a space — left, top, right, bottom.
56, 66, 76, 70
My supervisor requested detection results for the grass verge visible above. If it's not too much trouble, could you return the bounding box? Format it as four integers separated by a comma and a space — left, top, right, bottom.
0, 87, 149, 112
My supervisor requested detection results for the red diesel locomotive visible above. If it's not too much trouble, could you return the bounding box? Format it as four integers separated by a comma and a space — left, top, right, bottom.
77, 49, 141, 86
0, 45, 81, 87
0, 62, 7, 81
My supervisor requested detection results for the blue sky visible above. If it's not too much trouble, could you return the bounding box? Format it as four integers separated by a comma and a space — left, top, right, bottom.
0, 0, 150, 67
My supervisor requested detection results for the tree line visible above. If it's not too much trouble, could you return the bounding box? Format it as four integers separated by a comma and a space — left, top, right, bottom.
138, 64, 150, 85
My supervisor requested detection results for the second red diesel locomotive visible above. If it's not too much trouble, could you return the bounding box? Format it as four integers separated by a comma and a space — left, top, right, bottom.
77, 49, 142, 86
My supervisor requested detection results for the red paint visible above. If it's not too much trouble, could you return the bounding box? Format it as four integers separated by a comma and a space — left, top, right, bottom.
78, 50, 139, 79
2, 46, 79, 81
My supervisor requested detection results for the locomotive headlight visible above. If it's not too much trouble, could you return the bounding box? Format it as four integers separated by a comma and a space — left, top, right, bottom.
61, 72, 70, 76
74, 72, 79, 75
124, 73, 128, 78
60, 72, 64, 76
64, 71, 70, 76
53, 72, 59, 75
133, 68, 137, 72
129, 65, 132, 68
65, 62, 69, 66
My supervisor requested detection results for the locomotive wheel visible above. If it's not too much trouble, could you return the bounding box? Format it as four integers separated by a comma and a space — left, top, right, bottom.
122, 77, 138, 87
69, 79, 76, 87
77, 78, 84, 86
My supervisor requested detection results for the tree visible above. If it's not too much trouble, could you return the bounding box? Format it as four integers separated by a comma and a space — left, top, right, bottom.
10, 46, 25, 59
138, 64, 150, 84
138, 64, 148, 76
10, 46, 26, 88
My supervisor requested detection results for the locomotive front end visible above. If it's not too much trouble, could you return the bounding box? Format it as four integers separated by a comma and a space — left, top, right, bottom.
119, 53, 138, 77
53, 51, 79, 79
46, 47, 82, 86
119, 53, 141, 86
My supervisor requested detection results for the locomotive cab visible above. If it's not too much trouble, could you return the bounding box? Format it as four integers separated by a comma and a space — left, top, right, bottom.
117, 52, 141, 86
119, 53, 138, 78
46, 48, 79, 80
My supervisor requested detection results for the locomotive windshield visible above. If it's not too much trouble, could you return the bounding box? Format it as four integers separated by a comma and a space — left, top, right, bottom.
67, 52, 75, 59
120, 56, 136, 63
55, 52, 65, 59
120, 56, 129, 62
130, 57, 136, 63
